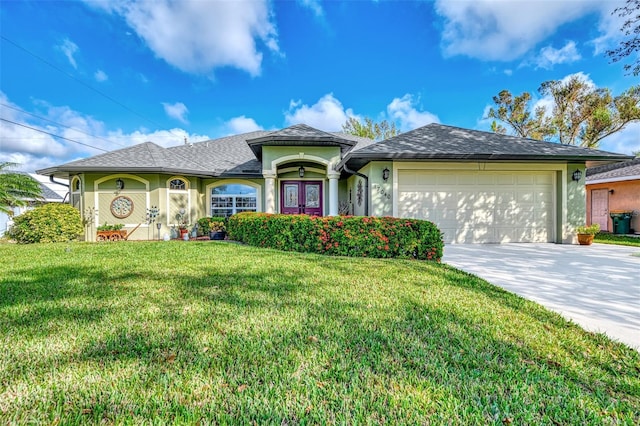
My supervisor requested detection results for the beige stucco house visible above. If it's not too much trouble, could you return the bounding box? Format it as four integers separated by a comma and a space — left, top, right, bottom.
37, 123, 631, 243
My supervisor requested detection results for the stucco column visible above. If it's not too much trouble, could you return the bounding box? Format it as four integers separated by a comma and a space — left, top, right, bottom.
328, 172, 340, 216
264, 172, 276, 213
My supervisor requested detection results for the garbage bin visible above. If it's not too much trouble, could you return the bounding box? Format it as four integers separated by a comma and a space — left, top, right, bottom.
610, 211, 632, 234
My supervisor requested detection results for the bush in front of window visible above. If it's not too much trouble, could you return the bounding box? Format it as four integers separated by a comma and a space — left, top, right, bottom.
7, 203, 83, 244
228, 213, 444, 261
196, 216, 227, 235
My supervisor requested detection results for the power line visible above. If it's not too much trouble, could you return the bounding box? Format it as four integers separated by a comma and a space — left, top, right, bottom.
0, 102, 126, 148
1, 35, 175, 133
0, 118, 108, 152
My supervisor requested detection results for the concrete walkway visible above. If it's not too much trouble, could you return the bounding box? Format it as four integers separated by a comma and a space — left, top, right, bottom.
443, 243, 640, 350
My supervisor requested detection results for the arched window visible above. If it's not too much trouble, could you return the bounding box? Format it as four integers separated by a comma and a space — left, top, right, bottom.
169, 178, 187, 190
211, 184, 257, 218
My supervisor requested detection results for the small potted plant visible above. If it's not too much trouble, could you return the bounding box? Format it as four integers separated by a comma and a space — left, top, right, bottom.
209, 220, 226, 240
576, 223, 600, 245
176, 210, 190, 239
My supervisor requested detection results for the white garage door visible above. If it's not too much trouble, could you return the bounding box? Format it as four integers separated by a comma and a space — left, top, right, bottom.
398, 170, 555, 243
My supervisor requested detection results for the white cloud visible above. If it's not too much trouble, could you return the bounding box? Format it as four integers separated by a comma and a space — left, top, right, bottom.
106, 128, 209, 148
386, 94, 439, 132
598, 122, 640, 155
504, 69, 513, 76
591, 1, 629, 55
162, 102, 189, 124
94, 69, 109, 82
298, 0, 324, 17
87, 0, 279, 76
58, 38, 79, 68
223, 116, 264, 134
434, 0, 602, 61
0, 92, 209, 172
534, 41, 581, 69
285, 94, 356, 131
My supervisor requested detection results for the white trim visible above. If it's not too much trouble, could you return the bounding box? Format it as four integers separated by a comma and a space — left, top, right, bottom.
270, 154, 331, 171
206, 180, 262, 216
166, 175, 190, 191
587, 175, 640, 185
279, 166, 325, 176
166, 175, 191, 227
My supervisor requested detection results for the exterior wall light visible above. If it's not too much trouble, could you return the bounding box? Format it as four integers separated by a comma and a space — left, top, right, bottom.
115, 178, 125, 190
382, 167, 390, 182
571, 170, 582, 182
298, 166, 305, 178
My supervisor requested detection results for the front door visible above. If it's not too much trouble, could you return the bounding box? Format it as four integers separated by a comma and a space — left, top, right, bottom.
281, 181, 323, 216
591, 189, 609, 231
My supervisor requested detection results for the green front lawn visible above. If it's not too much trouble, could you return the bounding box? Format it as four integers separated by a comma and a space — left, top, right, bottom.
1, 242, 638, 424
595, 232, 640, 247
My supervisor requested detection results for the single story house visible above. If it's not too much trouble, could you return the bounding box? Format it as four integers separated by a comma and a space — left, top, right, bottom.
37, 123, 631, 244
586, 158, 640, 234
1, 174, 68, 235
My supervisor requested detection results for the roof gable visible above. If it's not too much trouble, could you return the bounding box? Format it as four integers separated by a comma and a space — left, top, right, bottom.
246, 124, 357, 159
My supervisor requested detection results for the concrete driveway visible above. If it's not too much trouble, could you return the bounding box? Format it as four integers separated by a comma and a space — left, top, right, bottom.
443, 243, 640, 350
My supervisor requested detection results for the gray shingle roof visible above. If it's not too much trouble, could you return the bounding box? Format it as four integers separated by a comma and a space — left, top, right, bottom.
339, 123, 632, 170
169, 131, 269, 176
246, 124, 358, 159
586, 158, 640, 182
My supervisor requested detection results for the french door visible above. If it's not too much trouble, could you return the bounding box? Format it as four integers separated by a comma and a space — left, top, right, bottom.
281, 181, 323, 216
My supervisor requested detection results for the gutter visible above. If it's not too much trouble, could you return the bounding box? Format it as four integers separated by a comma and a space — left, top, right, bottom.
342, 164, 369, 216
49, 176, 70, 203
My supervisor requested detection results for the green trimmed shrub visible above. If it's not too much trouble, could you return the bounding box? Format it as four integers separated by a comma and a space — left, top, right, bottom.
228, 213, 444, 261
7, 203, 83, 244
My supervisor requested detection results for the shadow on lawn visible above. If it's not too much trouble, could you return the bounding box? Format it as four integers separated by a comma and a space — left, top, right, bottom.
3, 247, 639, 423
65, 287, 640, 424
0, 265, 141, 333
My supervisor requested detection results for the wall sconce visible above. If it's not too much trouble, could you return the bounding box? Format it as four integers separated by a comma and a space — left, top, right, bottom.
298, 166, 305, 178
382, 167, 390, 182
571, 170, 582, 182
115, 178, 124, 190
609, 189, 614, 194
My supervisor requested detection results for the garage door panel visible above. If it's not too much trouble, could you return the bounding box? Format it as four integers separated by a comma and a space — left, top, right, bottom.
398, 170, 555, 244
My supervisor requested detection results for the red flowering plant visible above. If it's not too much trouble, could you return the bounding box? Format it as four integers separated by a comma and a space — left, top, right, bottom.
228, 213, 444, 261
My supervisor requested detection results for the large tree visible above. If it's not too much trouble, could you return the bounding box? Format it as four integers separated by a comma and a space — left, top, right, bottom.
487, 76, 640, 148
606, 0, 640, 76
0, 162, 43, 215
342, 117, 399, 141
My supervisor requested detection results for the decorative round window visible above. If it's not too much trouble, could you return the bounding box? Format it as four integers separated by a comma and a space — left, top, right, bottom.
110, 196, 133, 219
357, 180, 363, 207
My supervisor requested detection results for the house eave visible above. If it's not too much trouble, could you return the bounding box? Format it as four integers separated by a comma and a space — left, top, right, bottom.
37, 166, 216, 178
586, 175, 640, 185
337, 152, 633, 171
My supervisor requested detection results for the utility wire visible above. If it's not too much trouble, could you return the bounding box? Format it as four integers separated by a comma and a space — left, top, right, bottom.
1, 35, 175, 134
0, 102, 126, 148
0, 118, 108, 152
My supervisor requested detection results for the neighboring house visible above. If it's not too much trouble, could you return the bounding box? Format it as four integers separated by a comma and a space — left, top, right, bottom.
1, 174, 68, 235
37, 123, 630, 244
586, 158, 640, 234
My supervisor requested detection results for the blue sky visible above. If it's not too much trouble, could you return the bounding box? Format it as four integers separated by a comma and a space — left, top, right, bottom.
1, 0, 638, 173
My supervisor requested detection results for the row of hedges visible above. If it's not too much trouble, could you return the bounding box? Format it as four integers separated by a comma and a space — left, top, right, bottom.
6, 203, 83, 244
228, 213, 444, 261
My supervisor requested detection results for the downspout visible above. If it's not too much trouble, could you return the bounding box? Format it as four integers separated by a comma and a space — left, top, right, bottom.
342, 164, 369, 216
50, 175, 70, 203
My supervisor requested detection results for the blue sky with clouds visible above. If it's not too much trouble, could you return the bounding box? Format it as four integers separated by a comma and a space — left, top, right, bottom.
1, 0, 638, 172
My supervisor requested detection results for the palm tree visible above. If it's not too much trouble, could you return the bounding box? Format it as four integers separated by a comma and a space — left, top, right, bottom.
0, 162, 43, 215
